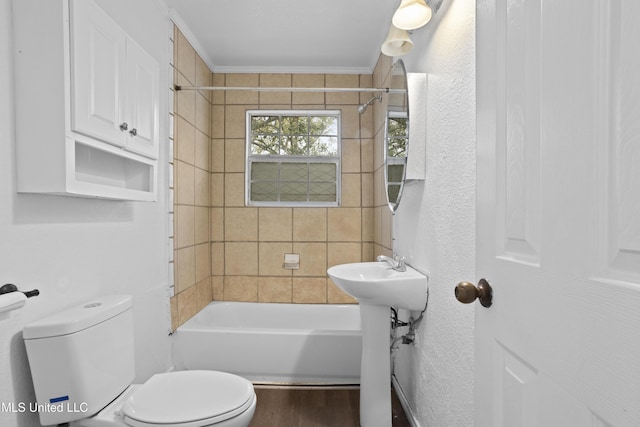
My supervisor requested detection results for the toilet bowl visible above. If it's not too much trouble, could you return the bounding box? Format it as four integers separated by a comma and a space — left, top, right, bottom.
23, 295, 256, 427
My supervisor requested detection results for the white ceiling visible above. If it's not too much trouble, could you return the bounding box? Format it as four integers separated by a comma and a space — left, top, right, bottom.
164, 0, 399, 74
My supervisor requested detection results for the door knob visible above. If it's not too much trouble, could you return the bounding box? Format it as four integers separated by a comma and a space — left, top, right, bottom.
455, 279, 493, 308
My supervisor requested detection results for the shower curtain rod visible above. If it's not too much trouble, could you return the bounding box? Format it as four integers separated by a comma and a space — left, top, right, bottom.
174, 85, 399, 93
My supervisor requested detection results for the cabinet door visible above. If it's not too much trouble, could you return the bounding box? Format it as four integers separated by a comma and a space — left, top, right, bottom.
125, 40, 159, 159
70, 0, 127, 147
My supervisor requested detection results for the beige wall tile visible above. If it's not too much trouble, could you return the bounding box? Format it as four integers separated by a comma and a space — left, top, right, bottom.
359, 107, 374, 139
292, 74, 325, 105
225, 139, 245, 173
211, 73, 225, 105
325, 75, 359, 105
259, 73, 292, 105
224, 276, 258, 302
210, 208, 224, 242
195, 55, 211, 101
259, 208, 292, 241
211, 139, 225, 173
196, 277, 212, 311
175, 246, 195, 293
176, 73, 196, 125
194, 206, 209, 245
292, 278, 327, 303
194, 130, 210, 171
211, 276, 224, 300
195, 243, 211, 283
327, 242, 362, 267
341, 139, 361, 173
362, 173, 374, 207
292, 242, 327, 277
258, 277, 293, 303
194, 168, 210, 207
175, 115, 195, 164
225, 207, 258, 241
170, 296, 179, 331
195, 92, 211, 135
259, 242, 293, 276
335, 106, 360, 139
175, 160, 195, 205
225, 105, 251, 139
174, 205, 194, 249
175, 30, 195, 84
361, 138, 374, 173
226, 74, 259, 104
211, 173, 224, 207
293, 208, 326, 241
224, 173, 245, 207
362, 242, 375, 262
328, 208, 362, 241
211, 105, 225, 138
211, 242, 225, 276
362, 208, 374, 243
177, 285, 198, 325
225, 242, 258, 275
341, 173, 361, 207
359, 74, 373, 101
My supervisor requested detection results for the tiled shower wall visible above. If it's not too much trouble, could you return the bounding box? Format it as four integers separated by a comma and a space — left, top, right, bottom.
210, 72, 373, 306
170, 28, 214, 330
170, 25, 393, 330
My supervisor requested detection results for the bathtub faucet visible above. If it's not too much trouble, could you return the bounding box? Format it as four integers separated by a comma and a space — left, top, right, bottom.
376, 255, 406, 272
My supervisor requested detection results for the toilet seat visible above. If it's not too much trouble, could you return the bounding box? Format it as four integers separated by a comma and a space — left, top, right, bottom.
122, 370, 255, 427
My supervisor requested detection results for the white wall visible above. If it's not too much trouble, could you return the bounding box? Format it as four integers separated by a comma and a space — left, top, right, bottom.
0, 1, 172, 426
393, 0, 476, 425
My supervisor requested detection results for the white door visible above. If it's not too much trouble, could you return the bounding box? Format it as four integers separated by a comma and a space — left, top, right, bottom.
474, 1, 640, 426
70, 0, 127, 146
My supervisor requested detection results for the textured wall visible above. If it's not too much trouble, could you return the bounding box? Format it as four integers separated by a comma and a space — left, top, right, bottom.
0, 1, 173, 426
392, 0, 477, 426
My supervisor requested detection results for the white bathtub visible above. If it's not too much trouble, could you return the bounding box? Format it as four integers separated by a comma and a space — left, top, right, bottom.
173, 301, 362, 384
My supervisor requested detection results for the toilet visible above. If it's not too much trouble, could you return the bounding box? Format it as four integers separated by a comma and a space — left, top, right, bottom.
23, 295, 256, 427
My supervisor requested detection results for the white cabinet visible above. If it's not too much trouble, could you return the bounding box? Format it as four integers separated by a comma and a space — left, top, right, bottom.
12, 0, 160, 201
71, 0, 159, 159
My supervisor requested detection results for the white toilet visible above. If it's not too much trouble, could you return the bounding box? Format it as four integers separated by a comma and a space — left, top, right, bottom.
23, 295, 256, 427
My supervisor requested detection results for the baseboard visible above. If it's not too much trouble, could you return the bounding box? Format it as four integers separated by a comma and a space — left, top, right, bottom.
392, 374, 421, 427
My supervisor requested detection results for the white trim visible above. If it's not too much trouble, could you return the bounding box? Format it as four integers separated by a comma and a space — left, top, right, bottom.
391, 374, 421, 427
168, 8, 217, 72
211, 65, 375, 75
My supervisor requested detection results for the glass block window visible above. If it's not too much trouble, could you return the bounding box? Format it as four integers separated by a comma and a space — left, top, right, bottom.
246, 110, 341, 206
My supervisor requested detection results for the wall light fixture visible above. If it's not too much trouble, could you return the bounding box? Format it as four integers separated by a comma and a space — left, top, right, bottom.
381, 0, 434, 57
392, 0, 432, 30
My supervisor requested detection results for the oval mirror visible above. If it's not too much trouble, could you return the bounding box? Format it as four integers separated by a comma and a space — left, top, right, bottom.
384, 59, 409, 212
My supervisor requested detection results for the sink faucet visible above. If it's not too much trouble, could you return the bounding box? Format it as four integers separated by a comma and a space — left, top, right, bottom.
376, 255, 407, 272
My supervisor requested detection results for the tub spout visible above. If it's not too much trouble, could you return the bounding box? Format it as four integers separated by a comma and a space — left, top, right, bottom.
376, 255, 406, 272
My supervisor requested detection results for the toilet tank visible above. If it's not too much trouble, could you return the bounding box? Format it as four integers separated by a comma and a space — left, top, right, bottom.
23, 295, 135, 426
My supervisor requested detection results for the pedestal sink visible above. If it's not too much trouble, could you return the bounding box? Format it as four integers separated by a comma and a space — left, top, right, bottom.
327, 262, 428, 427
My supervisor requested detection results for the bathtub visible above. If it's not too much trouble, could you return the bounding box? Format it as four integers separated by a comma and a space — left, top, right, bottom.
173, 301, 362, 384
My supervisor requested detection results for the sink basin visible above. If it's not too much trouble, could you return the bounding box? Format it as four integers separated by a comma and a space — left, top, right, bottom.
327, 261, 428, 427
327, 262, 427, 311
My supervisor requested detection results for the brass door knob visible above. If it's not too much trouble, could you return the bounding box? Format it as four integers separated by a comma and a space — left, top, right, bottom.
455, 279, 493, 308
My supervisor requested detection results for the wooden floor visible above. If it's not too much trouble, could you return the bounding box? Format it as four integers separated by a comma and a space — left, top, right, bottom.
248, 386, 411, 427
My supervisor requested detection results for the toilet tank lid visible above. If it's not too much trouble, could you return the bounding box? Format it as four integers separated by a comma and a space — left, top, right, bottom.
23, 295, 133, 340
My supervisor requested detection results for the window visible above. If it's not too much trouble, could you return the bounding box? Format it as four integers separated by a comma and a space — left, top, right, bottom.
246, 110, 341, 206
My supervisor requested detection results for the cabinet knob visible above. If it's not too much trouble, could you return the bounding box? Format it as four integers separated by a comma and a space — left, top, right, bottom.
129, 128, 137, 137
119, 122, 128, 131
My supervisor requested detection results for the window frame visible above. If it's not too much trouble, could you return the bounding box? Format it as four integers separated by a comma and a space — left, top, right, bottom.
245, 110, 342, 207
